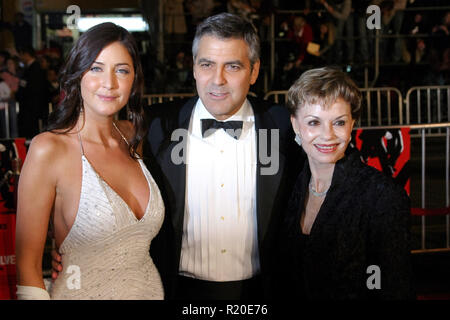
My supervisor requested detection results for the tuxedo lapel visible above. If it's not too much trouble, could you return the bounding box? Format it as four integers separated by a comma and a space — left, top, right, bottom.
253, 101, 286, 247
157, 97, 197, 243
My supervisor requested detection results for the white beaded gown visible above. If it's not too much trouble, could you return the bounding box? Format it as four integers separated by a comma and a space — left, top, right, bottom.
49, 129, 165, 300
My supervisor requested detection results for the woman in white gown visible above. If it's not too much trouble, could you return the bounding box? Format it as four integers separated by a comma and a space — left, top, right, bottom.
15, 22, 164, 300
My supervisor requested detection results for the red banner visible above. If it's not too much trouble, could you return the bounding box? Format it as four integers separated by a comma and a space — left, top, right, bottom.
0, 138, 27, 299
351, 128, 411, 195
0, 214, 16, 299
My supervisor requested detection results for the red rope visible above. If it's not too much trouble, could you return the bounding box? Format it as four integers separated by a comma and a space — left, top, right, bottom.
411, 207, 450, 216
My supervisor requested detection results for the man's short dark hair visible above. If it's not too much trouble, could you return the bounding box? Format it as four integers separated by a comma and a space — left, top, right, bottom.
192, 12, 260, 69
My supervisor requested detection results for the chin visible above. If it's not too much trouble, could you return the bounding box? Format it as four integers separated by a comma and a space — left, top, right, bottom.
310, 153, 345, 165
95, 107, 123, 117
205, 105, 230, 118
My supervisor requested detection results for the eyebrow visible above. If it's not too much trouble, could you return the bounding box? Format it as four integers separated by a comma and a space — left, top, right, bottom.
305, 114, 350, 120
197, 58, 214, 64
92, 61, 131, 67
196, 58, 244, 66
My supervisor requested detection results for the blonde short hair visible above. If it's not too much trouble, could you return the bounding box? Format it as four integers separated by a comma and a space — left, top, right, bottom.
287, 67, 362, 120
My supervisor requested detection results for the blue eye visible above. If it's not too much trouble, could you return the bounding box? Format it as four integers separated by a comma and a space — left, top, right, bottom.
90, 66, 102, 72
117, 68, 130, 74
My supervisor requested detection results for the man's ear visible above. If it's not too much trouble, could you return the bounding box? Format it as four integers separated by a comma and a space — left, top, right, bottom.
250, 59, 260, 85
193, 57, 197, 80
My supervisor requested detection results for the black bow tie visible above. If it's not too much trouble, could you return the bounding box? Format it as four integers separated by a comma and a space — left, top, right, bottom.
201, 119, 243, 140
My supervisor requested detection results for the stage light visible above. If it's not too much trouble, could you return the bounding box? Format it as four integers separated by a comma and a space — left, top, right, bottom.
77, 16, 148, 32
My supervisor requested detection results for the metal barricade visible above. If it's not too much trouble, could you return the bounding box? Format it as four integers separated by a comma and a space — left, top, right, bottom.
263, 90, 288, 104
143, 92, 258, 106
410, 122, 449, 252
359, 87, 404, 127
358, 123, 450, 253
143, 93, 196, 106
0, 100, 19, 139
0, 101, 9, 138
264, 87, 404, 126
405, 86, 450, 137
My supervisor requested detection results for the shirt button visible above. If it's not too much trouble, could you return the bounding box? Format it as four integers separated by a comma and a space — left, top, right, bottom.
221, 249, 226, 254
221, 184, 224, 187
220, 216, 224, 220
220, 150, 224, 153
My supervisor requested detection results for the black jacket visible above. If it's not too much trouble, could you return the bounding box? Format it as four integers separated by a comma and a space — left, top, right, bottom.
16, 60, 48, 118
143, 96, 304, 299
278, 150, 414, 300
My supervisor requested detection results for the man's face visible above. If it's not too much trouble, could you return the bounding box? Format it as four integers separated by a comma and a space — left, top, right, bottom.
193, 35, 260, 120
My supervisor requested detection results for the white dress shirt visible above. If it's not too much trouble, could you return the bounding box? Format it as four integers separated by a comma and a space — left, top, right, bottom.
179, 98, 260, 281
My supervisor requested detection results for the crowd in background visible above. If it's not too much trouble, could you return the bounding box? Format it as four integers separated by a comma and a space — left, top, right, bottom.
0, 48, 62, 104
163, 0, 449, 92
0, 12, 64, 139
0, 1, 449, 139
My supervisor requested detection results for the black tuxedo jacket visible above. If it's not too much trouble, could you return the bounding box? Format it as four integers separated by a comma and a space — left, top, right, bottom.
16, 60, 48, 117
143, 96, 303, 299
16, 60, 49, 138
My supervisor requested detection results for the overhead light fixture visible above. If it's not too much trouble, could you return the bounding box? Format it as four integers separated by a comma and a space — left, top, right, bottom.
77, 16, 148, 32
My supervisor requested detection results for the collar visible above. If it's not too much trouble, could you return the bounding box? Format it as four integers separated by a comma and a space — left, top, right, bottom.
332, 150, 364, 183
191, 98, 255, 139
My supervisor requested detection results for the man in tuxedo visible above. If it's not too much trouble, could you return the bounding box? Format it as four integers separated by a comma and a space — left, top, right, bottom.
16, 46, 49, 139
145, 12, 302, 300
50, 12, 302, 300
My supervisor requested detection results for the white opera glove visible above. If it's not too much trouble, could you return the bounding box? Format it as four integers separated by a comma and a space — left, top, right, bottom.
16, 285, 51, 300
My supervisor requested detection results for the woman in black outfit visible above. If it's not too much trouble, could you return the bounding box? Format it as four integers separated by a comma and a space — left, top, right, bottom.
279, 67, 414, 300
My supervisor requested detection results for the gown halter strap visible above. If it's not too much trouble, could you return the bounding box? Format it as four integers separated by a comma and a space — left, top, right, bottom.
112, 121, 130, 147
76, 121, 130, 157
76, 129, 85, 156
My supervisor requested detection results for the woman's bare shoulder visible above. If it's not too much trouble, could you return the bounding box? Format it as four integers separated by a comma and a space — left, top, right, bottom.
26, 131, 77, 165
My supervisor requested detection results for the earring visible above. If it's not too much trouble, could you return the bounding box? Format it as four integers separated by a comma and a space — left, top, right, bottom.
295, 133, 302, 146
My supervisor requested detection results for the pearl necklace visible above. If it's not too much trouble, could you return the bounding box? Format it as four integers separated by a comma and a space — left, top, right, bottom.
309, 180, 329, 197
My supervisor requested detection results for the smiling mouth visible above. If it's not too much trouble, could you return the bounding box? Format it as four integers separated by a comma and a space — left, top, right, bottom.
208, 92, 228, 98
314, 144, 338, 153
97, 94, 118, 101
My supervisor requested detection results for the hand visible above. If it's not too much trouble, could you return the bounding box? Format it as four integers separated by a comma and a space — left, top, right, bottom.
51, 249, 63, 280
